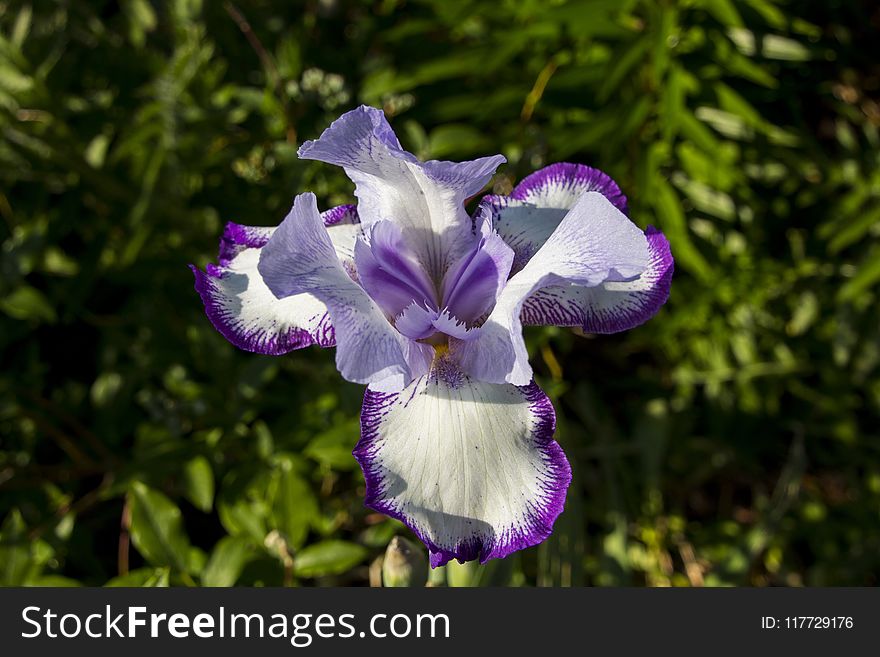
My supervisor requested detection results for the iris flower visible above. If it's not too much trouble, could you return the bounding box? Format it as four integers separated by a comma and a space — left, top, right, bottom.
192, 106, 673, 567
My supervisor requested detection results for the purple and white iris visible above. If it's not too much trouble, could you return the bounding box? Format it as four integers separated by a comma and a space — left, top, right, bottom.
191, 106, 673, 567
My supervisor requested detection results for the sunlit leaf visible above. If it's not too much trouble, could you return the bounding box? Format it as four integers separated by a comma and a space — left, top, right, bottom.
184, 455, 215, 513
202, 536, 253, 587
127, 482, 192, 573
293, 540, 368, 579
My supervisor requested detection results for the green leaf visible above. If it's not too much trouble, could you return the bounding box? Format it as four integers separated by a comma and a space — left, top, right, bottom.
122, 0, 157, 48
202, 536, 252, 587
742, 0, 786, 29
542, 1, 629, 38
650, 6, 678, 84
728, 29, 811, 61
218, 494, 268, 543
360, 520, 402, 548
105, 567, 170, 587
270, 457, 318, 549
446, 559, 479, 587
293, 540, 368, 578
828, 204, 880, 254
127, 482, 192, 573
838, 247, 880, 303
0, 509, 37, 586
11, 5, 32, 49
0, 285, 57, 323
652, 177, 714, 283
661, 65, 686, 141
217, 467, 272, 543
678, 111, 724, 154
304, 420, 360, 471
183, 455, 215, 512
715, 83, 764, 127
703, 0, 744, 28
597, 37, 650, 103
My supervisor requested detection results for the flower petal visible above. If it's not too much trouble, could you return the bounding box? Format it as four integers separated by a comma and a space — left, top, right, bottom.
191, 205, 358, 354
395, 302, 437, 340
258, 193, 431, 391
522, 226, 673, 333
477, 197, 567, 274
441, 219, 514, 323
298, 105, 505, 278
190, 255, 332, 355
355, 359, 569, 567
219, 204, 359, 267
431, 308, 479, 341
456, 191, 650, 385
509, 161, 628, 212
354, 220, 438, 318
483, 163, 672, 335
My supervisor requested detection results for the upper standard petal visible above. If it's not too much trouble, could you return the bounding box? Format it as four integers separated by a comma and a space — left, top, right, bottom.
298, 105, 505, 280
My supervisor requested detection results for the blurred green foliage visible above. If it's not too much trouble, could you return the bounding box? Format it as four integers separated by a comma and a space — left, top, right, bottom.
1, 0, 878, 587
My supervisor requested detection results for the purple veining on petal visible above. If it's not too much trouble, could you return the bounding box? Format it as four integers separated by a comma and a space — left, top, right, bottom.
456, 191, 651, 386
476, 195, 565, 275
354, 221, 438, 319
321, 203, 359, 226
218, 223, 274, 265
510, 162, 628, 214
480, 164, 631, 278
189, 264, 333, 354
354, 369, 571, 567
218, 205, 359, 265
429, 351, 466, 389
441, 222, 514, 323
193, 204, 361, 354
521, 225, 673, 333
586, 224, 673, 332
476, 380, 570, 564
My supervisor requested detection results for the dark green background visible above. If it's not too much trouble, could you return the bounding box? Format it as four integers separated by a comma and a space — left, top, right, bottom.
1, 0, 878, 587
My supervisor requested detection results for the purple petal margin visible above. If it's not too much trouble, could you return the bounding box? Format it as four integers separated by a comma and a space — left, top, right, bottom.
218, 223, 273, 266
354, 378, 571, 567
586, 224, 673, 333
218, 204, 358, 264
189, 264, 333, 354
321, 203, 358, 227
520, 225, 673, 333
190, 205, 357, 354
510, 162, 628, 214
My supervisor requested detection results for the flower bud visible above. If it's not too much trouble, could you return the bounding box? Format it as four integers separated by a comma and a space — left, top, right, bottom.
382, 536, 428, 587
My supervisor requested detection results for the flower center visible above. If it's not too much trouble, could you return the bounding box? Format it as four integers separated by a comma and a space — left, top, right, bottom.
354, 219, 510, 343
